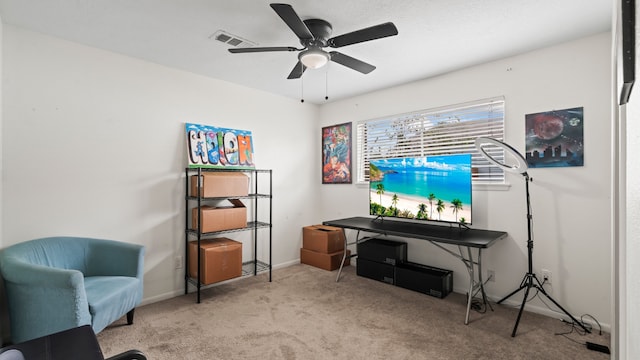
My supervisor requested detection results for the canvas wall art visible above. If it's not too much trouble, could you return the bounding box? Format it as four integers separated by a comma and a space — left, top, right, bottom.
185, 123, 255, 169
322, 122, 352, 184
525, 107, 584, 168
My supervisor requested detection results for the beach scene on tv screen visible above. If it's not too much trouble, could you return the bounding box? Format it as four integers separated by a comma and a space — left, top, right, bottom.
369, 154, 472, 224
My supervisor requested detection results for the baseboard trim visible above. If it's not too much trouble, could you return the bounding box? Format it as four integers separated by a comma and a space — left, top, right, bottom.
141, 261, 301, 306
141, 290, 184, 306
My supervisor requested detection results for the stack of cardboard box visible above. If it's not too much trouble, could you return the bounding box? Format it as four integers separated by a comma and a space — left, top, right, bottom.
300, 225, 350, 271
188, 172, 249, 285
190, 172, 249, 232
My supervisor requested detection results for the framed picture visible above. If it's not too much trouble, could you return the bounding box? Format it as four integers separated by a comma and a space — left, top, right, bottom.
185, 123, 255, 169
525, 107, 584, 168
322, 122, 352, 184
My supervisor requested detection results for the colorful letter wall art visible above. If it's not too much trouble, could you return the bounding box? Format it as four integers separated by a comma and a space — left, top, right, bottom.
186, 123, 255, 169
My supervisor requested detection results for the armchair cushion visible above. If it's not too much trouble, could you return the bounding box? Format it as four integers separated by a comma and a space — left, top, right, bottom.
0, 237, 145, 343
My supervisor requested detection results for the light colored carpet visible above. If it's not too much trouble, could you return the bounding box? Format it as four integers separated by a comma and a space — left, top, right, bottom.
97, 264, 610, 360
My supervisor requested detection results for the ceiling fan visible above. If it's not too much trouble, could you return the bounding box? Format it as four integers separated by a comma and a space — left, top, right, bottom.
228, 3, 398, 79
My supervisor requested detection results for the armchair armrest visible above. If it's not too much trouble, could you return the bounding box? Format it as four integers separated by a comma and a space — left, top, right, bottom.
0, 258, 92, 342
1, 258, 85, 288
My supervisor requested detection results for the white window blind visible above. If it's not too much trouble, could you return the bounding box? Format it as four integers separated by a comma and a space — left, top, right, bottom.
356, 97, 505, 184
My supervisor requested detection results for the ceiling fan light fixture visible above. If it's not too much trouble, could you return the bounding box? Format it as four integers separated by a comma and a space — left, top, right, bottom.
300, 48, 329, 69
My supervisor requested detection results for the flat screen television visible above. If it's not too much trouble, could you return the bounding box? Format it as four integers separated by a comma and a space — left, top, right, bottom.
369, 154, 473, 224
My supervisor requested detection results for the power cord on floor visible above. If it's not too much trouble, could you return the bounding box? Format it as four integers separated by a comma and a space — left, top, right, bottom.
498, 278, 609, 354
545, 305, 610, 355
467, 286, 492, 314
555, 316, 609, 354
555, 316, 593, 337
470, 297, 488, 313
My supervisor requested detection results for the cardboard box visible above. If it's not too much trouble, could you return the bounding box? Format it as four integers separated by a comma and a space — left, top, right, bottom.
356, 258, 395, 285
357, 238, 407, 265
192, 199, 247, 233
302, 225, 345, 253
300, 248, 351, 271
190, 172, 249, 198
395, 262, 453, 298
189, 238, 242, 285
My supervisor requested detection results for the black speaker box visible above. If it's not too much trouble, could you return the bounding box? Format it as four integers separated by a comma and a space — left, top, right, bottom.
356, 258, 395, 284
395, 262, 453, 298
357, 238, 407, 265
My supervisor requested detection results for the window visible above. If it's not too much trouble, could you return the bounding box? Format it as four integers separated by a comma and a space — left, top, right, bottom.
356, 97, 505, 184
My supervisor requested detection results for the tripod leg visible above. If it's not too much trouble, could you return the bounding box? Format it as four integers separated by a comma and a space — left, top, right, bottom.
534, 284, 591, 333
497, 280, 527, 304
510, 280, 532, 337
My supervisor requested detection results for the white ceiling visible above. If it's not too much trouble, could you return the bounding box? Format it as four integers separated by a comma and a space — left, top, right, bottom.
0, 0, 612, 104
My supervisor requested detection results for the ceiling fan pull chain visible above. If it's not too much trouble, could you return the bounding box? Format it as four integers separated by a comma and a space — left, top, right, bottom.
325, 65, 329, 101
300, 75, 304, 103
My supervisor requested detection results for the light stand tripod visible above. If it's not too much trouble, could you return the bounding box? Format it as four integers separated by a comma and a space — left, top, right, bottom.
496, 172, 589, 337
475, 137, 590, 337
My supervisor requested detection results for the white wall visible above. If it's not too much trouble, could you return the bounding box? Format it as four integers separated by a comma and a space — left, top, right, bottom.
318, 33, 612, 327
1, 25, 319, 303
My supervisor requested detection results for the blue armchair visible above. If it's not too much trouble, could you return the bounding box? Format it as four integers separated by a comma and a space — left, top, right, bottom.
0, 236, 145, 343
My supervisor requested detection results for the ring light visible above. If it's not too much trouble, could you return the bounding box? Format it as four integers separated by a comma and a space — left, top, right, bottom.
473, 136, 589, 337
474, 137, 528, 175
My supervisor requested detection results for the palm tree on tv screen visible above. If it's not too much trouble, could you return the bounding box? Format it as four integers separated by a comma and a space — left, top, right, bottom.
451, 198, 463, 222
428, 193, 436, 219
417, 203, 427, 219
375, 183, 385, 210
436, 199, 445, 220
391, 194, 399, 215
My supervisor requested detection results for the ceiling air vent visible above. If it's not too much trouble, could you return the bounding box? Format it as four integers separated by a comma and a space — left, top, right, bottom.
210, 30, 257, 48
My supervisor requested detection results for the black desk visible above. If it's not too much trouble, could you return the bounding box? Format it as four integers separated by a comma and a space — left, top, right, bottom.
0, 325, 103, 360
323, 216, 508, 325
0, 325, 147, 360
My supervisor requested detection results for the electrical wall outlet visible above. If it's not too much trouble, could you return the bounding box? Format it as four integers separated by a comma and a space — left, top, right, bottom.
541, 269, 552, 284
487, 269, 495, 282
174, 255, 184, 269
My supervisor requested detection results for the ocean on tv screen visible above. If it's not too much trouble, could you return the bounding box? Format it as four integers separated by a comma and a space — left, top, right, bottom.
369, 154, 472, 224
